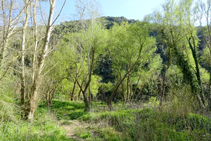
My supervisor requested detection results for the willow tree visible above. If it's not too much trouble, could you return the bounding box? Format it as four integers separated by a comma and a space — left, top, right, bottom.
105, 21, 158, 110
69, 21, 107, 111
196, 0, 211, 109
152, 0, 206, 108
59, 0, 106, 111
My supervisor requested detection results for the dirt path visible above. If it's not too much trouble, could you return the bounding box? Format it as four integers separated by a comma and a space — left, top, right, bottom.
59, 120, 89, 141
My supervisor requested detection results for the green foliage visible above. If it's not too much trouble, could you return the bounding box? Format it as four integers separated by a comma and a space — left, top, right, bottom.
105, 21, 162, 102
109, 21, 157, 68
99, 82, 114, 98
100, 82, 113, 92
148, 96, 160, 106
200, 47, 211, 69
90, 75, 102, 96
174, 48, 199, 93
102, 16, 136, 29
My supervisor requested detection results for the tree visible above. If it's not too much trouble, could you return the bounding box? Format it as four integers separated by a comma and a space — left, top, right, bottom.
104, 21, 158, 110
57, 0, 106, 111
152, 0, 206, 108
0, 0, 33, 120
196, 0, 211, 109
26, 0, 56, 120
16, 0, 68, 120
20, 0, 29, 119
70, 21, 107, 111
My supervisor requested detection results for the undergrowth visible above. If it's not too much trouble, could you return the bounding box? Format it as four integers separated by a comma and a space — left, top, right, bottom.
3, 99, 210, 141
0, 103, 74, 141
78, 108, 211, 140
49, 99, 211, 141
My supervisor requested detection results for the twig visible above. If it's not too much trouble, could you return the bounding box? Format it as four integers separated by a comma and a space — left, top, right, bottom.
51, 0, 67, 26
43, 61, 59, 76
0, 66, 10, 82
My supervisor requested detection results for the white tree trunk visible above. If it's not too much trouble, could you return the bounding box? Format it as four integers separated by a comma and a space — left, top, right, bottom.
32, 0, 38, 83
27, 0, 57, 120
21, 0, 29, 119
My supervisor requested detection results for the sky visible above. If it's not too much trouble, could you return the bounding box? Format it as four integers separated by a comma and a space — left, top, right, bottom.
100, 0, 166, 20
54, 0, 167, 23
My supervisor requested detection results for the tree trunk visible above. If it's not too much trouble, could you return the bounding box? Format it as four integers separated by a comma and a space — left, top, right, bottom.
27, 98, 36, 120
46, 91, 49, 106
46, 86, 57, 106
126, 73, 130, 103
159, 70, 167, 108
78, 89, 82, 100
159, 48, 171, 108
32, 0, 38, 83
209, 56, 211, 109
48, 98, 52, 106
21, 1, 28, 119
82, 91, 90, 111
89, 85, 91, 103
27, 0, 56, 120
188, 36, 206, 107
129, 74, 132, 102
75, 48, 95, 111
106, 100, 113, 111
121, 83, 125, 105
117, 68, 125, 104
49, 87, 57, 105
71, 78, 77, 101
131, 74, 141, 101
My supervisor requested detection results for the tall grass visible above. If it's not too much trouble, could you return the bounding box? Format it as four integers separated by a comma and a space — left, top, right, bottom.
0, 104, 73, 141
73, 87, 211, 141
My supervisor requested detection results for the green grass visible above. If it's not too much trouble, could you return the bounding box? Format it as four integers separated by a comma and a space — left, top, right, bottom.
41, 99, 211, 140
49, 100, 87, 120
48, 100, 124, 140
78, 107, 211, 141
4, 99, 210, 141
0, 103, 74, 141
49, 99, 106, 120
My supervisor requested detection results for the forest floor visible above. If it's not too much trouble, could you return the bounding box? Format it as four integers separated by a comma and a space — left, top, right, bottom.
49, 99, 211, 141
49, 100, 104, 141
1, 98, 211, 140
59, 119, 88, 141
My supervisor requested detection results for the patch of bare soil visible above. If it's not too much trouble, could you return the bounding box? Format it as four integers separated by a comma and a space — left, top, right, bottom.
59, 120, 88, 141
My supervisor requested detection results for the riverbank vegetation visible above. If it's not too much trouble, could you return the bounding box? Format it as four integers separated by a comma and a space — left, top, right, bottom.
1, 0, 211, 140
